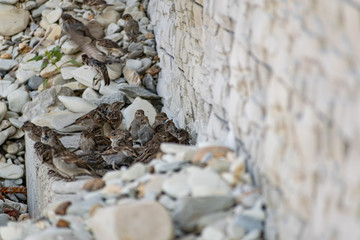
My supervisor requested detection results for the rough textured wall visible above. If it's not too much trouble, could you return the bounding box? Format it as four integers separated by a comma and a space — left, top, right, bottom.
148, 0, 360, 239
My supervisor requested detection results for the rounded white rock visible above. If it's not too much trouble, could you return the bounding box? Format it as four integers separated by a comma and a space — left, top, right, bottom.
0, 162, 23, 179
7, 89, 30, 113
58, 96, 97, 113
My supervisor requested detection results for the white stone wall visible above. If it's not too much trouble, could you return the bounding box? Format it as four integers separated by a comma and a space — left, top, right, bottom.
148, 0, 360, 239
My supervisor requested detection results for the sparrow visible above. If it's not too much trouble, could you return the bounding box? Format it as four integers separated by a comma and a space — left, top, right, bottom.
34, 142, 53, 164
122, 14, 139, 42
61, 13, 95, 39
78, 130, 96, 154
101, 146, 138, 169
108, 129, 132, 148
138, 116, 154, 146
50, 148, 96, 180
41, 127, 66, 152
134, 131, 178, 164
95, 39, 127, 57
80, 153, 109, 170
105, 111, 123, 131
82, 54, 110, 86
21, 122, 42, 142
129, 109, 145, 140
175, 128, 190, 145
164, 119, 177, 136
109, 101, 125, 112
152, 112, 168, 130
86, 0, 113, 15
64, 103, 110, 128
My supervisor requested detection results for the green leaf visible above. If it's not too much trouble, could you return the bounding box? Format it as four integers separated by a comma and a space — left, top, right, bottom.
66, 59, 83, 67
27, 55, 43, 62
54, 52, 63, 62
42, 78, 48, 91
40, 58, 49, 71
52, 46, 61, 53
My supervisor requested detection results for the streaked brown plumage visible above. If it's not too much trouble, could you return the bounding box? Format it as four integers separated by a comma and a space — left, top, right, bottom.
129, 109, 145, 140
82, 54, 110, 86
122, 14, 139, 42
80, 153, 109, 170
175, 128, 190, 145
79, 130, 96, 154
101, 146, 138, 169
21, 122, 42, 142
34, 142, 53, 163
51, 148, 95, 180
134, 130, 178, 164
61, 13, 95, 39
95, 39, 127, 57
41, 127, 66, 152
86, 0, 113, 15
152, 112, 168, 129
64, 103, 110, 128
109, 129, 132, 148
164, 119, 177, 136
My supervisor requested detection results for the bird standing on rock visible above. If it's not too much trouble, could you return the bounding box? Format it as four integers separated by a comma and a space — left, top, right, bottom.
82, 54, 110, 86
41, 127, 66, 152
34, 142, 53, 164
61, 13, 95, 39
21, 122, 43, 142
50, 148, 96, 180
95, 39, 127, 58
122, 14, 139, 42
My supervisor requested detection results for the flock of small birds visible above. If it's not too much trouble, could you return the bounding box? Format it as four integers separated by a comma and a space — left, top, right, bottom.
22, 102, 191, 181
60, 6, 140, 86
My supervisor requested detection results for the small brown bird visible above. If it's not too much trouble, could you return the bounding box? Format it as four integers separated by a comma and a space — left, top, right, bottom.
122, 14, 139, 42
61, 13, 94, 39
109, 101, 125, 112
138, 116, 154, 146
164, 119, 177, 136
135, 128, 178, 164
51, 148, 95, 180
152, 112, 168, 130
86, 0, 113, 15
101, 146, 138, 169
41, 127, 66, 152
175, 128, 190, 145
78, 130, 96, 154
21, 122, 42, 142
105, 111, 123, 131
34, 142, 53, 164
82, 54, 110, 86
64, 103, 110, 128
80, 153, 108, 170
129, 109, 145, 140
108, 129, 132, 148
95, 39, 127, 57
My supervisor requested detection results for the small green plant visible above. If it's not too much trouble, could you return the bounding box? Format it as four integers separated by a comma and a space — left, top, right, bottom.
28, 46, 82, 90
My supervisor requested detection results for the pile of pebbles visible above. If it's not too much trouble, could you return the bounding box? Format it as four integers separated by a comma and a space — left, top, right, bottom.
1, 144, 265, 240
0, 0, 160, 227
0, 0, 267, 239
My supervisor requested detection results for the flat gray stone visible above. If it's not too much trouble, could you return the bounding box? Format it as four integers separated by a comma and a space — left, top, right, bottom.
0, 59, 18, 71
173, 196, 235, 232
